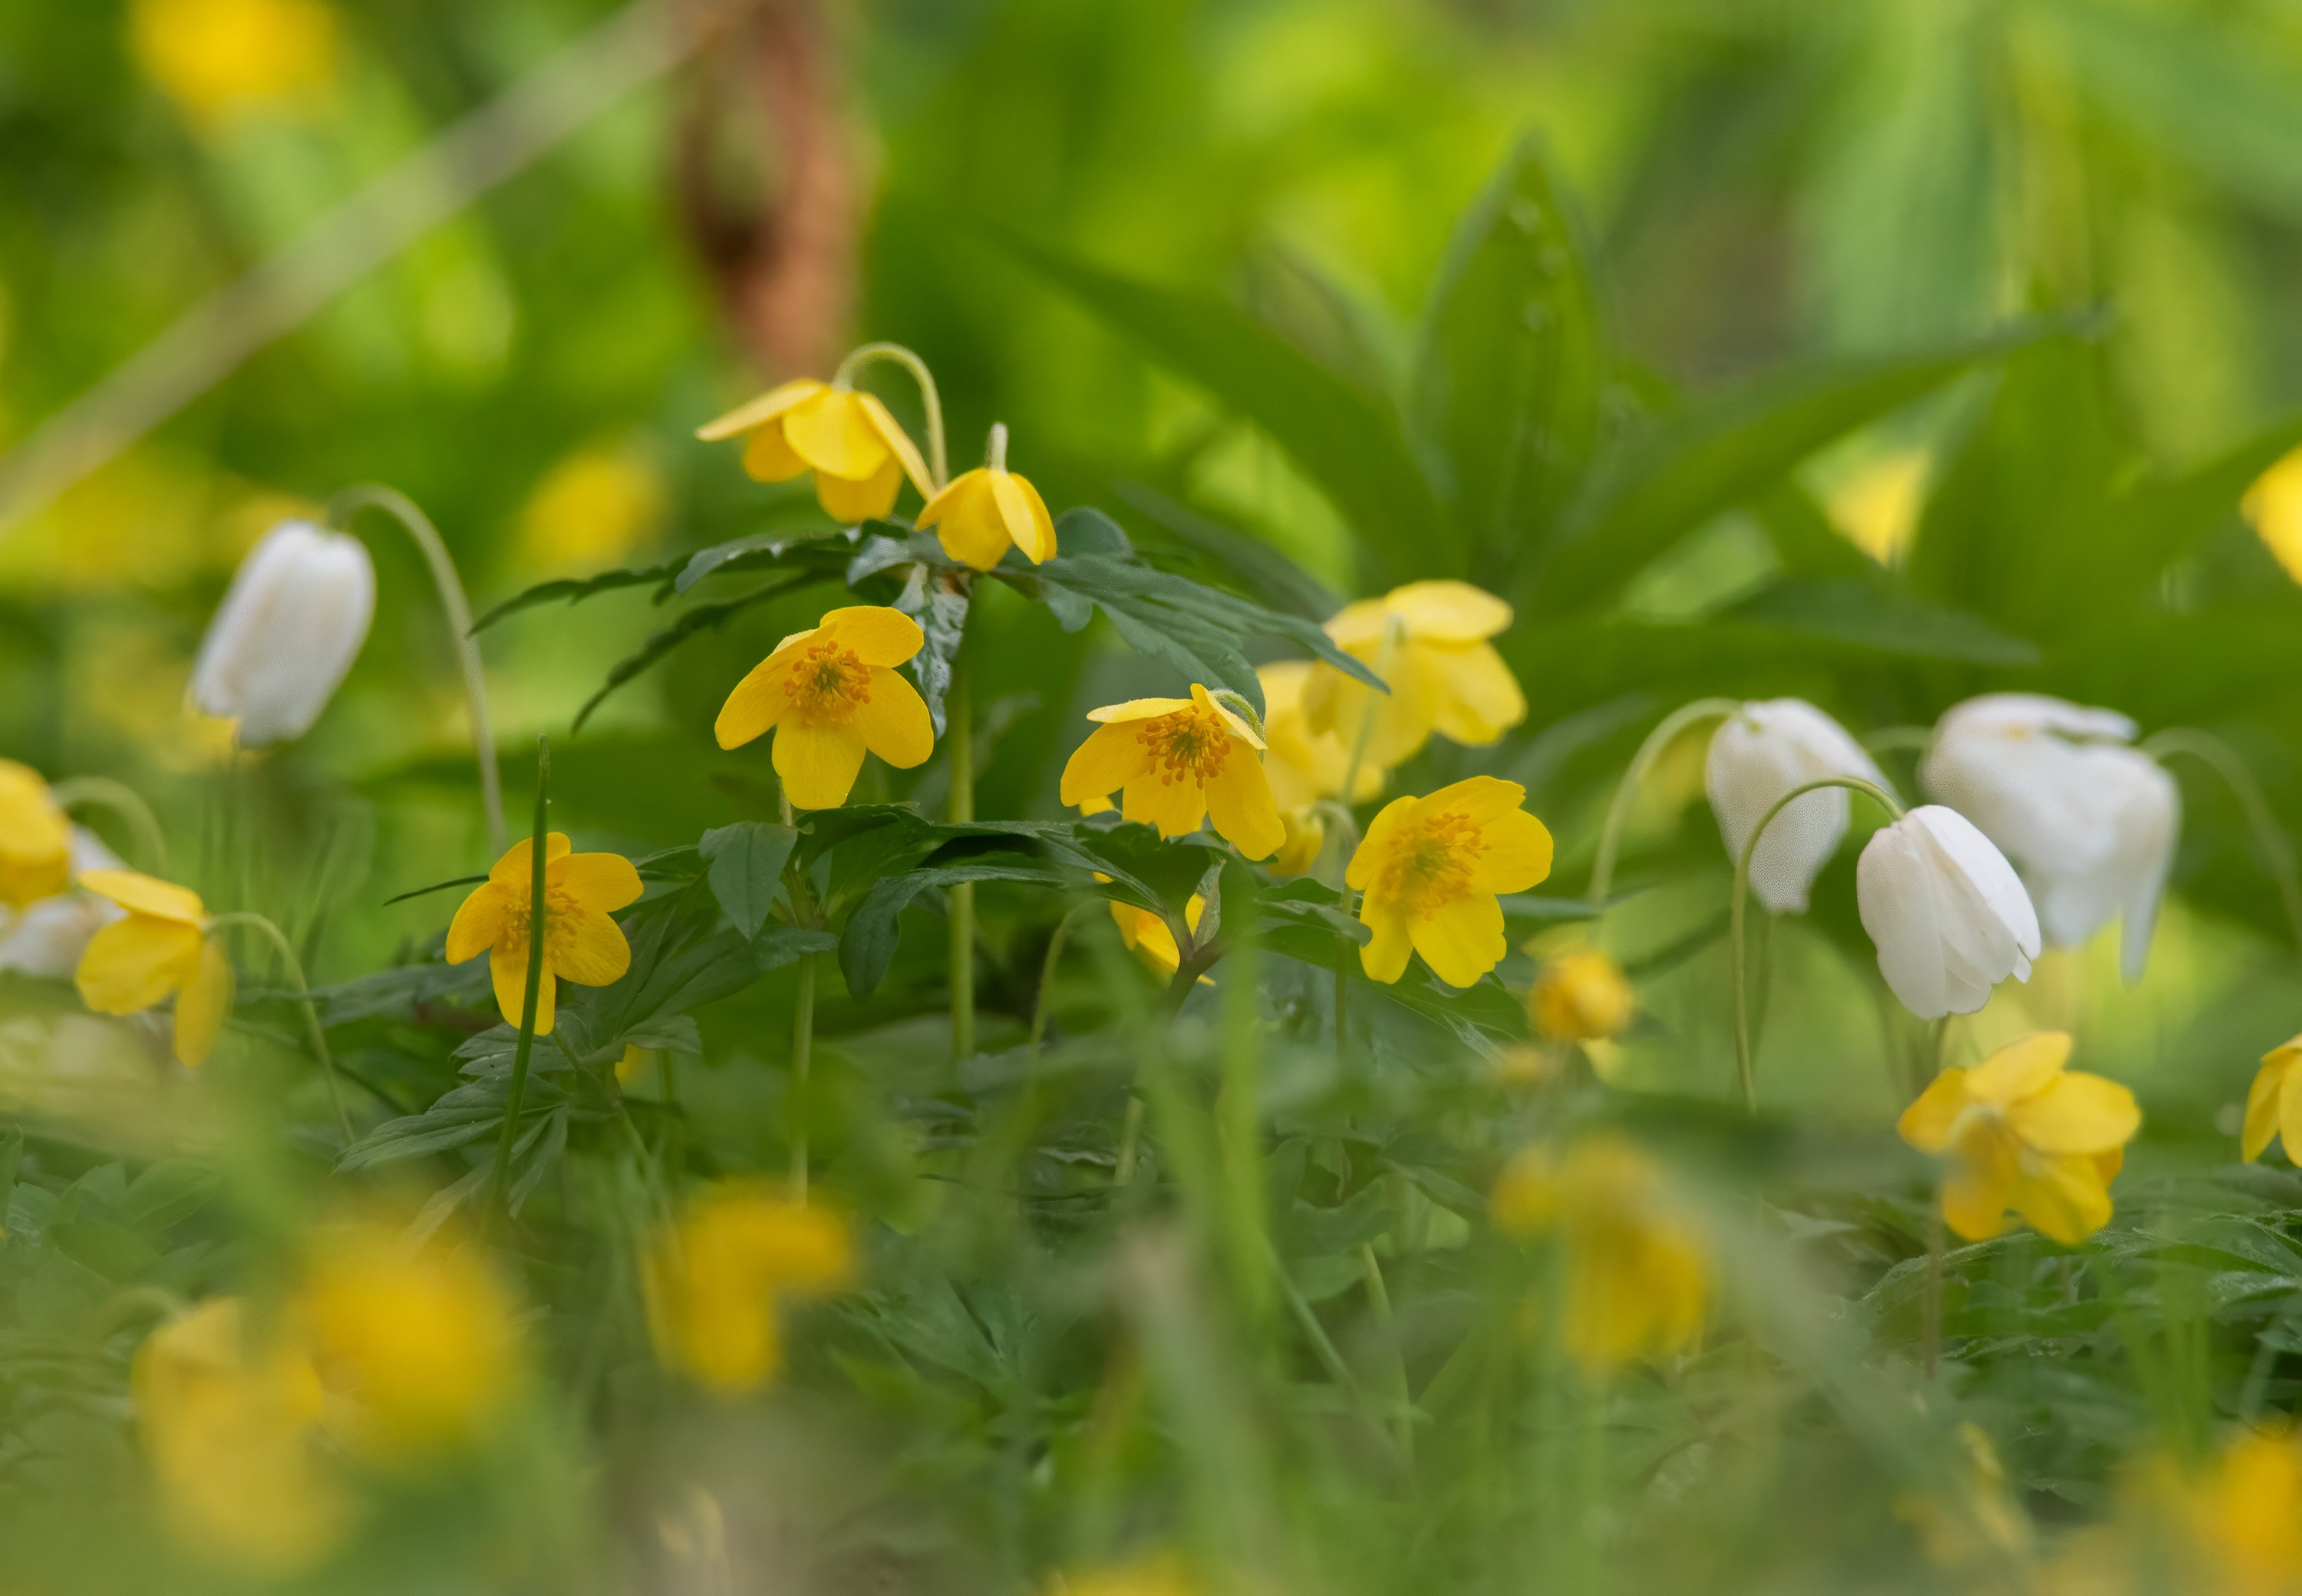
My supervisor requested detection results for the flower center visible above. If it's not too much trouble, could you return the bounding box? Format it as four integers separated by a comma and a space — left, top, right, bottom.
783, 640, 872, 727
1376, 810, 1486, 918
502, 884, 585, 963
1139, 707, 1232, 787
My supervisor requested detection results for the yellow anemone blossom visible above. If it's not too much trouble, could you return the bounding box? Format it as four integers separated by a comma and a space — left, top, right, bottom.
1304, 580, 1526, 769
714, 605, 935, 810
295, 1223, 522, 1462
74, 870, 234, 1067
1346, 776, 1553, 987
1111, 895, 1207, 981
0, 759, 71, 908
1491, 1136, 1709, 1373
915, 424, 1056, 570
134, 1298, 343, 1575
1258, 660, 1384, 810
2243, 447, 2302, 587
130, 0, 337, 123
1898, 1031, 2139, 1245
1529, 949, 1634, 1042
644, 1183, 854, 1395
446, 835, 643, 1036
1058, 684, 1284, 860
2242, 1032, 2302, 1164
695, 380, 933, 523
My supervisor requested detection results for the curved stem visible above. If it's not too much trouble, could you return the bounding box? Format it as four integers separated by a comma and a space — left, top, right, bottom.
1730, 776, 1905, 1113
205, 910, 351, 1142
1859, 724, 1935, 756
47, 777, 167, 872
1587, 697, 1741, 927
327, 483, 506, 857
486, 736, 551, 1223
832, 341, 948, 490
2143, 727, 2302, 972
1028, 899, 1096, 1063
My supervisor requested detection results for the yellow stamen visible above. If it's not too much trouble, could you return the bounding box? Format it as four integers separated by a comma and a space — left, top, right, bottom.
783, 640, 872, 727
1377, 810, 1486, 918
1139, 707, 1232, 788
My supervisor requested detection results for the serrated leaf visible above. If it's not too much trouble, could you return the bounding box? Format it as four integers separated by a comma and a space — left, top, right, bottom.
470, 560, 685, 634
570, 575, 813, 734
674, 526, 859, 594
1114, 480, 1341, 622
840, 862, 1065, 998
701, 821, 798, 940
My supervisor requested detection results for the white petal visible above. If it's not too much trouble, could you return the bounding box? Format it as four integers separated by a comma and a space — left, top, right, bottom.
1858, 819, 1949, 1020
1934, 692, 2137, 745
0, 893, 121, 979
1910, 803, 2041, 959
1707, 699, 1887, 915
191, 520, 376, 745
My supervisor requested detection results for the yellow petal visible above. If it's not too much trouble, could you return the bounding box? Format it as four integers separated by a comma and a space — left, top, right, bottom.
1964, 1031, 2073, 1107
922, 474, 1010, 570
76, 915, 204, 1014
1130, 912, 1182, 978
1192, 682, 1264, 750
1941, 1122, 2019, 1242
2281, 1066, 2302, 1172
1426, 641, 1527, 745
1086, 696, 1197, 724
1468, 807, 1554, 895
1109, 900, 1144, 952
1008, 472, 1058, 562
1897, 1067, 1973, 1155
856, 668, 935, 768
445, 882, 508, 964
820, 605, 925, 667
1122, 770, 1207, 839
1410, 892, 1506, 988
2012, 1155, 2113, 1245
1380, 579, 1512, 643
491, 946, 556, 1035
814, 457, 903, 523
173, 935, 235, 1068
856, 392, 934, 501
2006, 1071, 2139, 1157
488, 834, 571, 889
774, 723, 868, 810
989, 471, 1040, 556
1358, 905, 1413, 983
695, 379, 824, 441
1203, 754, 1283, 861
552, 852, 643, 915
1060, 723, 1151, 807
1344, 797, 1419, 892
78, 869, 205, 925
912, 470, 973, 529
548, 908, 631, 988
1321, 598, 1393, 652
740, 423, 809, 483
2244, 1057, 2286, 1161
717, 655, 796, 749
783, 390, 888, 480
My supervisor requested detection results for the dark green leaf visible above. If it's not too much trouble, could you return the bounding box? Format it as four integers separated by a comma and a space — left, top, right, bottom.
674, 526, 859, 595
700, 821, 799, 940
840, 862, 1066, 998
570, 574, 810, 734
1721, 578, 2040, 666
381, 872, 489, 906
1114, 480, 1342, 622
470, 560, 684, 634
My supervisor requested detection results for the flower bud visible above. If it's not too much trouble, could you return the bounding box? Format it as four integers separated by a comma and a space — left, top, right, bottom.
1529, 950, 1633, 1041
1856, 805, 2041, 1020
1706, 699, 1891, 914
190, 519, 375, 745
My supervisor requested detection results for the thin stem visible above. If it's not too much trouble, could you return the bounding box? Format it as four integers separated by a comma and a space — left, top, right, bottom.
327, 484, 506, 857
1333, 618, 1405, 846
1360, 1241, 1414, 1465
1730, 776, 1905, 1112
486, 736, 551, 1222
832, 341, 948, 490
205, 911, 351, 1142
47, 777, 167, 872
986, 421, 1008, 473
1586, 697, 1741, 926
948, 661, 975, 1062
1859, 724, 1935, 756
1923, 1195, 1945, 1380
1028, 900, 1096, 1062
790, 951, 816, 1204
2144, 727, 2302, 973
1114, 1097, 1147, 1187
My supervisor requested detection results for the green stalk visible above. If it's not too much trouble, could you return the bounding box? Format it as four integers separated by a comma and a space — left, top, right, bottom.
486, 736, 551, 1222
1730, 775, 1905, 1112
1028, 899, 1095, 1063
2142, 726, 2302, 974
831, 341, 948, 491
791, 951, 816, 1204
1585, 697, 1740, 927
1219, 935, 1269, 1327
948, 661, 975, 1062
203, 909, 351, 1142
47, 777, 167, 872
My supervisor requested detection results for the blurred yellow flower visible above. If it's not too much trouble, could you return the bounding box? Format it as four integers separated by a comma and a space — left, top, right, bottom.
2167, 1426, 2302, 1595
1059, 684, 1284, 860
74, 870, 233, 1067
1271, 807, 1324, 876
1346, 776, 1552, 987
1111, 895, 1206, 981
2243, 448, 2302, 587
1491, 1135, 1708, 1373
2243, 1032, 2302, 1164
1827, 447, 1930, 565
296, 1224, 522, 1462
0, 760, 70, 908
1304, 580, 1525, 769
915, 423, 1056, 570
1528, 948, 1633, 1042
1258, 659, 1384, 810
134, 1298, 344, 1575
446, 834, 642, 1036
645, 1183, 853, 1395
714, 605, 935, 810
1891, 1421, 2031, 1572
518, 441, 665, 571
1898, 1031, 2139, 1245
1052, 1551, 1199, 1596
130, 0, 337, 121
696, 380, 932, 523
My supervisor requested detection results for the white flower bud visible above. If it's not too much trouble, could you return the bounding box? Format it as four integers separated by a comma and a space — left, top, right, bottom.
190, 519, 375, 745
1857, 805, 2042, 1020
1706, 699, 1893, 914
0, 827, 124, 979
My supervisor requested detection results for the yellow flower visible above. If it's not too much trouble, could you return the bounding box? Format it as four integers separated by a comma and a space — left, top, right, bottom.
714, 605, 936, 810
134, 1298, 344, 1575
1898, 1032, 2139, 1245
1053, 1551, 1199, 1596
518, 440, 664, 571
1826, 447, 1931, 565
0, 759, 71, 908
1346, 776, 1553, 987
1491, 1136, 1709, 1373
295, 1223, 522, 1462
1304, 580, 1526, 768
130, 0, 337, 122
2242, 1033, 2302, 1164
74, 870, 234, 1067
1258, 660, 1384, 810
2244, 447, 2302, 588
695, 380, 933, 523
1529, 949, 1633, 1042
1271, 807, 1324, 876
445, 834, 643, 1036
2168, 1426, 2302, 1595
1058, 684, 1285, 860
915, 424, 1056, 571
1891, 1421, 2032, 1571
644, 1183, 853, 1395
1111, 895, 1206, 981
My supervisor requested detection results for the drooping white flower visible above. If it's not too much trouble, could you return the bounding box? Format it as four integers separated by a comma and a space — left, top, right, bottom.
0, 827, 124, 979
1920, 694, 2177, 983
1706, 699, 1893, 914
1857, 805, 2042, 1020
190, 519, 375, 745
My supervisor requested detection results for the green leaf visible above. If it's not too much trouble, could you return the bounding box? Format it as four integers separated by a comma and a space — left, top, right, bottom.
381, 872, 489, 906
469, 560, 684, 634
570, 574, 810, 734
847, 530, 972, 733
700, 822, 798, 940
1001, 236, 1446, 586
1410, 136, 1604, 564
120, 1161, 219, 1233
2067, 414, 2302, 620
1752, 483, 1883, 584
1114, 480, 1341, 622
674, 526, 858, 595
840, 862, 1065, 998
1721, 579, 2040, 666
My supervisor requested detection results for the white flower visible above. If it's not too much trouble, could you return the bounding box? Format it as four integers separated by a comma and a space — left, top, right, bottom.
1706, 698, 1894, 913
1857, 805, 2042, 1020
1920, 694, 2177, 982
0, 827, 124, 979
190, 519, 376, 745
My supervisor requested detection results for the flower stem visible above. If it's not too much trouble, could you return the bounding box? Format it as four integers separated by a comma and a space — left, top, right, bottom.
1332, 618, 1405, 846
1360, 1240, 1414, 1465
47, 777, 167, 872
790, 950, 816, 1205
327, 483, 506, 857
986, 421, 1008, 473
1858, 724, 1935, 756
1586, 697, 1741, 930
486, 735, 550, 1223
204, 909, 350, 1142
1730, 775, 1905, 1112
948, 659, 975, 1063
2142, 727, 2302, 974
832, 341, 948, 490
1028, 900, 1095, 1063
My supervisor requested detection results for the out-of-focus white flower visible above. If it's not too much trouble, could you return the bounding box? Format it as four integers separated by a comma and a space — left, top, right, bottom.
0, 828, 126, 979
1706, 699, 1893, 914
1920, 694, 2177, 983
190, 519, 374, 746
1857, 805, 2041, 1020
